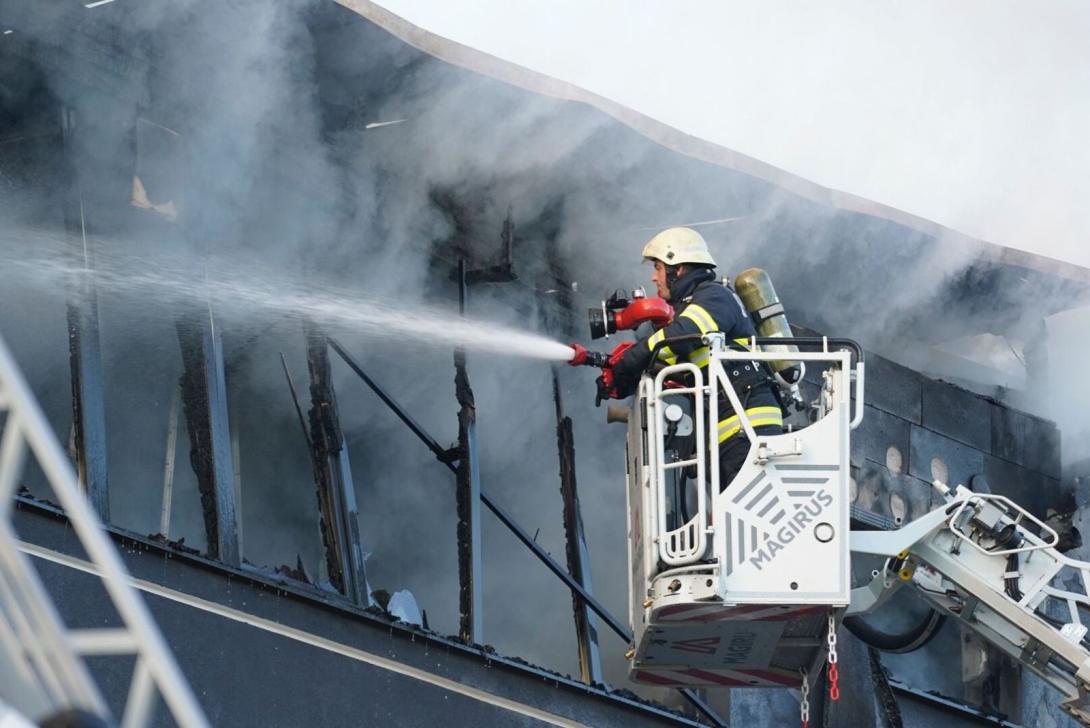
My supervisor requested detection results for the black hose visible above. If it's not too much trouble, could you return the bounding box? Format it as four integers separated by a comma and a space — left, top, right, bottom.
843, 609, 947, 653
1005, 553, 1023, 601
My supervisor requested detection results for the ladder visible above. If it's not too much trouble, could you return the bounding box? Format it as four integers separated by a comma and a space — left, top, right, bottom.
852, 483, 1090, 726
0, 332, 209, 727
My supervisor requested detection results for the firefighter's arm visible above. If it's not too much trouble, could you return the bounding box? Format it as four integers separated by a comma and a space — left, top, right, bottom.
608, 338, 652, 398
610, 314, 703, 396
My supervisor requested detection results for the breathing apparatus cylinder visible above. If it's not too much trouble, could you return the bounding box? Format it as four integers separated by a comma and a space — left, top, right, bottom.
733, 268, 803, 385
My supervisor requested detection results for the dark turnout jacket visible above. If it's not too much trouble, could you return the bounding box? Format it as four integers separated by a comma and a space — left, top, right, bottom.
612, 267, 783, 444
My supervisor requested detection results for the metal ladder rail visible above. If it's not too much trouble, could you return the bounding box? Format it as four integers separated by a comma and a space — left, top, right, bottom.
0, 332, 209, 728
923, 491, 1090, 693
650, 361, 708, 566
853, 487, 1090, 726
911, 533, 1090, 725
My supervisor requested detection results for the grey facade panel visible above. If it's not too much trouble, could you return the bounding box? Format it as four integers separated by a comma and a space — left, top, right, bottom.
1023, 414, 1062, 480
855, 461, 934, 526
983, 455, 1061, 519
853, 405, 912, 473
908, 425, 986, 491
865, 355, 924, 425
921, 378, 994, 453
989, 406, 1061, 480
991, 404, 1027, 466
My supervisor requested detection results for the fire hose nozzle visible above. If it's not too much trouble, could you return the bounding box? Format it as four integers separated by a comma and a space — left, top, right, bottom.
588, 291, 673, 340
568, 343, 608, 368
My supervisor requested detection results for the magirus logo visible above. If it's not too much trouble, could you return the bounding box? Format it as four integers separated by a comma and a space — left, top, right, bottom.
747, 490, 833, 571
721, 465, 840, 577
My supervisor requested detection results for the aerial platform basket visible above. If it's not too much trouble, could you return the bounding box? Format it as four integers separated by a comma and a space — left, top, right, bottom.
624, 334, 864, 688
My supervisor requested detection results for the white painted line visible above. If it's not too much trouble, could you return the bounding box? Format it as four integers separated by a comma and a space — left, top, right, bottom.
20, 541, 585, 727
84, 0, 117, 8
630, 216, 747, 232
3, 30, 13, 35
364, 119, 408, 129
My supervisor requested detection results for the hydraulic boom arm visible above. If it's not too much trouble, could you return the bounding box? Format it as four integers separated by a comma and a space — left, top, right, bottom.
850, 482, 1090, 726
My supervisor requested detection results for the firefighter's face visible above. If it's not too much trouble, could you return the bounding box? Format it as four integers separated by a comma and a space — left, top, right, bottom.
651, 260, 668, 299
651, 260, 673, 299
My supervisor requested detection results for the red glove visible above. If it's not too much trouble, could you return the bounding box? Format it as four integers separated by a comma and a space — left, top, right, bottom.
595, 341, 635, 406
595, 371, 616, 406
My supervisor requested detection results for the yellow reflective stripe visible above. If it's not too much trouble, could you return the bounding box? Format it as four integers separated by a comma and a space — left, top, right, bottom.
733, 337, 750, 348
647, 328, 678, 365
680, 304, 717, 335
717, 406, 782, 428
718, 418, 783, 443
718, 425, 743, 443
679, 303, 716, 368
716, 406, 784, 444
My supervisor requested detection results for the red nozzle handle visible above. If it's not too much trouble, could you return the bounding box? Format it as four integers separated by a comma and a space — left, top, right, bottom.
568, 343, 610, 368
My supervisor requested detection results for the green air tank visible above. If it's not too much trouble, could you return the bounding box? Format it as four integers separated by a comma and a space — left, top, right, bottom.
733, 268, 802, 384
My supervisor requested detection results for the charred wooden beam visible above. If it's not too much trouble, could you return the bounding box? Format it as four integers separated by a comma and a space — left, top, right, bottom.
543, 224, 601, 683
454, 354, 483, 641
175, 307, 240, 566
61, 108, 109, 521
455, 259, 484, 642
553, 374, 603, 685
304, 323, 370, 606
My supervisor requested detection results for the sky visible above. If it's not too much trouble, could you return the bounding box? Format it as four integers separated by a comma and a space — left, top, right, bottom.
374, 0, 1090, 269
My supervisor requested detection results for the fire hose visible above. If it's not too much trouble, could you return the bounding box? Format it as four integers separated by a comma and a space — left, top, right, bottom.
842, 611, 946, 654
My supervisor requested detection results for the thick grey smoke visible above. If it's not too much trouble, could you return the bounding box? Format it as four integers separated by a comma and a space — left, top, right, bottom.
1, 0, 1088, 707
376, 0, 1090, 269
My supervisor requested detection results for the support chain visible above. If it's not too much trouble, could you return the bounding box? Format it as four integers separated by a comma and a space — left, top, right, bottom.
799, 668, 811, 728
827, 612, 840, 702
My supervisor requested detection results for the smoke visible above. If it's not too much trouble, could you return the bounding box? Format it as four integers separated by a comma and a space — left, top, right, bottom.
376, 1, 1090, 269
1, 0, 1088, 704
1044, 306, 1090, 466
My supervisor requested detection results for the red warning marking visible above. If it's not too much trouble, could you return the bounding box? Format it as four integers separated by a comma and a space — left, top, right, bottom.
670, 636, 721, 654
631, 670, 681, 686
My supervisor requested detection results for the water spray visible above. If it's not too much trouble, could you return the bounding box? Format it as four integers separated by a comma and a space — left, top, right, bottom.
0, 234, 690, 368
1, 247, 578, 363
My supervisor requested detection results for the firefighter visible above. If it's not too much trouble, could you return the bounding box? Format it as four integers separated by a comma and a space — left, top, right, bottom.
601, 227, 784, 488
